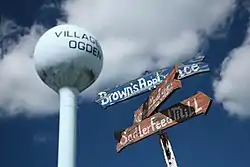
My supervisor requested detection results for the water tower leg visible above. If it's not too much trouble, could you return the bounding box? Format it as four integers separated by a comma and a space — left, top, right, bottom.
57, 87, 78, 167
159, 133, 178, 167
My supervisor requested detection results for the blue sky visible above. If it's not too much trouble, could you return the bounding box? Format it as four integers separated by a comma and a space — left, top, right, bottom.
1, 0, 250, 167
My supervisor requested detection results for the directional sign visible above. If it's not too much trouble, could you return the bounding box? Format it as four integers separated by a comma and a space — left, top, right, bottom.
133, 66, 182, 124
95, 62, 210, 109
114, 92, 212, 152
133, 79, 181, 124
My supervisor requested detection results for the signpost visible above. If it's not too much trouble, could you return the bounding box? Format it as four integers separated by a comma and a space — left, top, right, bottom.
114, 92, 212, 152
97, 54, 212, 167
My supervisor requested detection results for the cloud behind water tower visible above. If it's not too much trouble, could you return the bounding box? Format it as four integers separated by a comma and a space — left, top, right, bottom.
0, 0, 236, 116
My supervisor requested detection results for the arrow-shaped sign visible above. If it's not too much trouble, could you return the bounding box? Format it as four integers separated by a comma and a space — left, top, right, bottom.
114, 91, 212, 153
133, 65, 181, 124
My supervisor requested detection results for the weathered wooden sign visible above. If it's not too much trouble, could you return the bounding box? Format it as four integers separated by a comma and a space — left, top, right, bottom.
133, 65, 181, 124
114, 91, 212, 152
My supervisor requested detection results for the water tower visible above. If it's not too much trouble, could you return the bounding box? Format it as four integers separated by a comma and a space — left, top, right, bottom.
33, 24, 103, 167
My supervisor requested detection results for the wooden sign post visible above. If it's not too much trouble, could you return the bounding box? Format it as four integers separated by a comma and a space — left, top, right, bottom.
113, 63, 212, 167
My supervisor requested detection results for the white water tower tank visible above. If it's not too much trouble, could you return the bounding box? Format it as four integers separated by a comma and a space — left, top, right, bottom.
33, 24, 103, 92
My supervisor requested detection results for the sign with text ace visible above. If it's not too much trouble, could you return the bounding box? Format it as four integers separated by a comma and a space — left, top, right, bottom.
114, 92, 212, 153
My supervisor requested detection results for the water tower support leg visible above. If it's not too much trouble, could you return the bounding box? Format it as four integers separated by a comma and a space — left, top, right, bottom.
57, 87, 78, 167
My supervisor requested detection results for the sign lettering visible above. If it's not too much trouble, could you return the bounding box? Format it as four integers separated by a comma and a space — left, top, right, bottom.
178, 64, 199, 79
114, 92, 212, 152
95, 62, 210, 108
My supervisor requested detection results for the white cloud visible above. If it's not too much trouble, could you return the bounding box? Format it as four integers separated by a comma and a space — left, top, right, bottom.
0, 23, 59, 117
214, 21, 250, 119
0, 0, 236, 116
62, 0, 236, 97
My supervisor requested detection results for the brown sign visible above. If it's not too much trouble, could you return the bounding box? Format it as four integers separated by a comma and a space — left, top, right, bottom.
114, 91, 212, 152
133, 65, 181, 124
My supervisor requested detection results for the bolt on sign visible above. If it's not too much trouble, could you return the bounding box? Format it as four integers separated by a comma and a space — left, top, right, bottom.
133, 65, 182, 124
114, 91, 212, 153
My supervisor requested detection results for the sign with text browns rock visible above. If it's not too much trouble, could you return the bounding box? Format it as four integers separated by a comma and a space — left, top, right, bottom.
133, 65, 181, 124
114, 91, 212, 153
